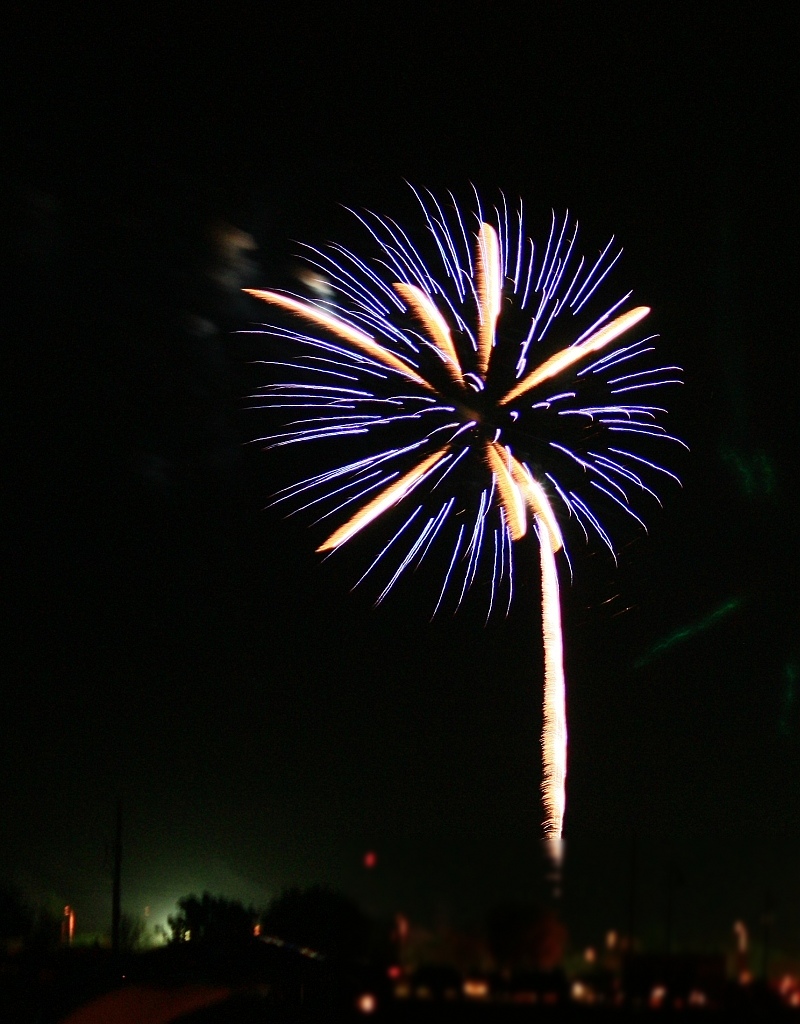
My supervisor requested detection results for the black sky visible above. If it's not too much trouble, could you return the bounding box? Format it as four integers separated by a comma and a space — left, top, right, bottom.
4, 4, 798, 959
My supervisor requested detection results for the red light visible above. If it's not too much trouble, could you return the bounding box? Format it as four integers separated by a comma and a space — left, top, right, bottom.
61, 906, 75, 944
363, 850, 377, 868
387, 965, 402, 980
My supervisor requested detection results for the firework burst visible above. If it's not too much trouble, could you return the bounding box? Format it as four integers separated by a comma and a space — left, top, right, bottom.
246, 187, 684, 848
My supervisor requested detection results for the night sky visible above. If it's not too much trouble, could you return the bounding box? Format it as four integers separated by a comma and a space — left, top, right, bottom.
5, 5, 798, 963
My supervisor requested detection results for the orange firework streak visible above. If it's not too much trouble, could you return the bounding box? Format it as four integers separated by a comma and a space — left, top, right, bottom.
475, 223, 502, 379
485, 441, 527, 540
244, 289, 434, 392
317, 447, 451, 552
485, 440, 566, 846
499, 306, 650, 406
394, 282, 464, 386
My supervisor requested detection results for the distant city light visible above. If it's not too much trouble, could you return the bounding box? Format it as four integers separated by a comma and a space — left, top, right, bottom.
571, 981, 593, 1003
463, 979, 489, 999
357, 993, 377, 1014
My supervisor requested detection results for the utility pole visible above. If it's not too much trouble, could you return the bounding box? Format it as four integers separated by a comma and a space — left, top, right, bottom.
761, 890, 774, 983
111, 799, 122, 954
627, 834, 638, 953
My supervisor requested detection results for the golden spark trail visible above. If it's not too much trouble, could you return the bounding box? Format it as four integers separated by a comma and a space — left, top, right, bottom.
245, 288, 434, 392
485, 441, 527, 540
317, 447, 450, 552
475, 223, 501, 378
393, 283, 464, 385
499, 306, 650, 405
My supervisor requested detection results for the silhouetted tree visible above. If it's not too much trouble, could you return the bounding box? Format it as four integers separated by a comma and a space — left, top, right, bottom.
0, 884, 33, 943
261, 886, 370, 962
485, 903, 566, 972
166, 892, 257, 945
0, 885, 62, 951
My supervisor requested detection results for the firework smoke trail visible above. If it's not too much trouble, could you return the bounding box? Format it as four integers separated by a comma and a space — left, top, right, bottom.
246, 189, 684, 847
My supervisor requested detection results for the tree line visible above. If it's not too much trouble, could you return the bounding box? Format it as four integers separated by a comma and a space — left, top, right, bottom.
2, 881, 566, 972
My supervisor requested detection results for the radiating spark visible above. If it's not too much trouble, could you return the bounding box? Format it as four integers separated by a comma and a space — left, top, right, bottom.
376, 509, 442, 605
433, 523, 466, 618
355, 504, 426, 587
608, 447, 683, 485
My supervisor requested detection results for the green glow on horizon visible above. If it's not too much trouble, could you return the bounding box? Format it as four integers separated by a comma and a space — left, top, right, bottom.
635, 598, 744, 668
